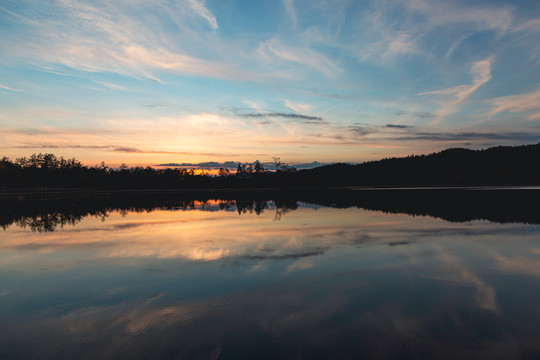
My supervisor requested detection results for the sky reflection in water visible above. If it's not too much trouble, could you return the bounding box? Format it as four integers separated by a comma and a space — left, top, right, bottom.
1, 200, 540, 359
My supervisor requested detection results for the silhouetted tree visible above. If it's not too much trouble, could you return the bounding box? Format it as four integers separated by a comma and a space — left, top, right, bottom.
254, 160, 264, 173
272, 157, 281, 171
236, 163, 245, 174
218, 168, 230, 177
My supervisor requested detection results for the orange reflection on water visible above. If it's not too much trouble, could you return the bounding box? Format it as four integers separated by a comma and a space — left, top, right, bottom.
0, 204, 415, 269
3, 203, 540, 285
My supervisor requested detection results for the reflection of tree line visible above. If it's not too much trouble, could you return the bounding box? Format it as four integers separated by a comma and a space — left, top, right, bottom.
234, 199, 297, 220
14, 212, 95, 232
2, 197, 300, 232
2, 188, 540, 232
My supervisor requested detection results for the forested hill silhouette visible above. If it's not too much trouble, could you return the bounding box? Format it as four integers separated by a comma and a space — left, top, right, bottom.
1, 143, 539, 190
299, 143, 540, 186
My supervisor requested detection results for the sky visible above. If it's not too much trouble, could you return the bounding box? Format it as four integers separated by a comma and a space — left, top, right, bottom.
1, 0, 540, 168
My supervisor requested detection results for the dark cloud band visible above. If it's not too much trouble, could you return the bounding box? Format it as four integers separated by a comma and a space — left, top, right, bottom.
239, 112, 323, 121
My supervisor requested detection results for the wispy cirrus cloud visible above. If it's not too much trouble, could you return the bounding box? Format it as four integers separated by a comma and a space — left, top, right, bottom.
187, 0, 218, 30
284, 100, 312, 114
354, 0, 512, 63
0, 83, 21, 92
93, 81, 125, 91
259, 38, 342, 78
282, 0, 297, 27
512, 19, 540, 33
358, 32, 420, 62
0, 1, 249, 83
485, 88, 540, 120
407, 0, 513, 34
418, 56, 494, 124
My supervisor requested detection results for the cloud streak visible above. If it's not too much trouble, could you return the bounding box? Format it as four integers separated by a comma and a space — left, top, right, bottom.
282, 0, 297, 27
418, 56, 495, 124
359, 32, 420, 62
485, 89, 540, 120
260, 38, 342, 77
386, 124, 414, 129
187, 0, 218, 30
389, 131, 540, 143
0, 83, 21, 92
9, 144, 227, 157
238, 112, 323, 122
395, 111, 433, 119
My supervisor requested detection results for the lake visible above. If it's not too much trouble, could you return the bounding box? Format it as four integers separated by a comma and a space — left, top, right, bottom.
1, 189, 540, 359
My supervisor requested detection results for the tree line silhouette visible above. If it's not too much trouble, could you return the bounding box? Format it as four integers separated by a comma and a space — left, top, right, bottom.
0, 153, 300, 189
1, 143, 540, 190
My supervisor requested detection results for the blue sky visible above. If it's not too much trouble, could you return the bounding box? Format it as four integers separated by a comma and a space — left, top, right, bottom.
1, 0, 540, 166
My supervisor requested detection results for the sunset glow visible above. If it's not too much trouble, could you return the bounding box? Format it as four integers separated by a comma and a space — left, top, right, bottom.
2, 0, 540, 167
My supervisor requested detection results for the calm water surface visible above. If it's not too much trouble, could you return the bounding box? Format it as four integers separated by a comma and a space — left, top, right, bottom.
1, 197, 540, 359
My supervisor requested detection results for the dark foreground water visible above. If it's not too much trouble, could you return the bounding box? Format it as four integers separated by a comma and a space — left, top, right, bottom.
1, 190, 540, 359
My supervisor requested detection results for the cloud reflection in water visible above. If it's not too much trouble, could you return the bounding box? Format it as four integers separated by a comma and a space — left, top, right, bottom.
1, 200, 540, 359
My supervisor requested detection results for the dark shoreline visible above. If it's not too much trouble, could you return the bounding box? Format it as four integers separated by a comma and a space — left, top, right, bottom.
2, 185, 540, 200
2, 186, 540, 230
